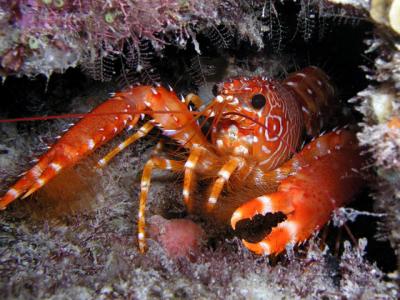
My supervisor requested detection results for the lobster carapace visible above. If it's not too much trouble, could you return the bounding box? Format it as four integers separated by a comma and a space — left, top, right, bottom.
0, 66, 363, 255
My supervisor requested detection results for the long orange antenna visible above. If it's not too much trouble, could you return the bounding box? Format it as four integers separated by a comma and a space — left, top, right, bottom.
0, 110, 201, 123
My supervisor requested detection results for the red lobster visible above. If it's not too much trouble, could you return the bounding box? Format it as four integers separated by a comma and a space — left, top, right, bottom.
0, 66, 363, 255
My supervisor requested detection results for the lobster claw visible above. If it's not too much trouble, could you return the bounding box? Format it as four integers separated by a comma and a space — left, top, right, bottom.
1, 84, 206, 209
231, 130, 364, 255
0, 95, 141, 209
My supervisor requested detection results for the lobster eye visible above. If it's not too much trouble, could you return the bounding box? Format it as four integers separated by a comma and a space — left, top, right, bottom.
251, 94, 266, 109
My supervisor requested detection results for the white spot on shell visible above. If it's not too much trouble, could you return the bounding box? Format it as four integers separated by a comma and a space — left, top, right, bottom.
234, 145, 249, 155
7, 188, 18, 197
208, 197, 217, 204
50, 163, 62, 173
231, 98, 239, 105
280, 221, 298, 242
259, 242, 271, 254
185, 160, 195, 169
218, 170, 231, 180
286, 81, 297, 87
163, 129, 177, 136
262, 145, 270, 153
138, 128, 147, 135
232, 211, 241, 220
165, 160, 172, 169
31, 166, 42, 178
37, 178, 45, 187
302, 106, 310, 115
228, 124, 238, 139
257, 196, 272, 213
88, 139, 95, 150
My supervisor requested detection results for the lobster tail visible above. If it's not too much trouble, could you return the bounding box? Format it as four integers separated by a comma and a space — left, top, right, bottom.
283, 66, 335, 136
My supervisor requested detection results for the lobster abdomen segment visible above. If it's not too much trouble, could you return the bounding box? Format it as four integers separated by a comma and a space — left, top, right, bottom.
284, 66, 335, 136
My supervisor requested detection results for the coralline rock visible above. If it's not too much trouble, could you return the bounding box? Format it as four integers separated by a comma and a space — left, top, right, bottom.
0, 1, 263, 78
350, 1, 400, 270
370, 0, 400, 34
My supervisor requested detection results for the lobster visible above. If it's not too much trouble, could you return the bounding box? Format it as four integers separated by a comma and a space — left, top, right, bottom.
0, 66, 364, 255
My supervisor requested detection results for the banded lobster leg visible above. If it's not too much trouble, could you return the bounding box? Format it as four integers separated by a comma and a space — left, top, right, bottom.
0, 86, 208, 209
231, 130, 364, 255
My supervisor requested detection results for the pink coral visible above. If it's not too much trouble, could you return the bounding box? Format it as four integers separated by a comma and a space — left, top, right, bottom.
148, 215, 205, 260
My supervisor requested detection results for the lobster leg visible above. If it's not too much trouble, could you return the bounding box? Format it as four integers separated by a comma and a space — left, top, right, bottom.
206, 157, 242, 212
183, 145, 204, 212
97, 121, 154, 168
138, 157, 185, 252
231, 130, 364, 255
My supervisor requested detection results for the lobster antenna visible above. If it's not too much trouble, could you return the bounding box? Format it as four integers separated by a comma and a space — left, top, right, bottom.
0, 110, 202, 123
